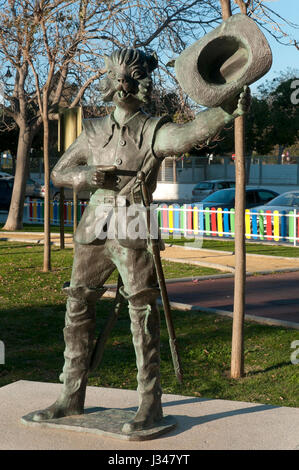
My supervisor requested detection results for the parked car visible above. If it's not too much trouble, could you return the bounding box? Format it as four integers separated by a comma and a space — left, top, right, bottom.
0, 171, 13, 180
200, 187, 279, 210
0, 178, 13, 210
37, 180, 90, 201
192, 179, 235, 201
25, 178, 43, 198
3, 176, 42, 198
251, 191, 299, 213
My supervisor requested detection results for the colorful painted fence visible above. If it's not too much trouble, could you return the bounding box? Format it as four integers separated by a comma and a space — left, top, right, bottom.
157, 203, 299, 245
24, 198, 299, 245
25, 198, 88, 226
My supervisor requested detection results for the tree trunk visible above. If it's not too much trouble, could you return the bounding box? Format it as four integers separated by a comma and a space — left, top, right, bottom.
43, 116, 51, 272
3, 125, 32, 230
220, 0, 232, 19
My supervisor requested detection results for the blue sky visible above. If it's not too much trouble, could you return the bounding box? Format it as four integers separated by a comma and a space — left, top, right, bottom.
251, 0, 299, 93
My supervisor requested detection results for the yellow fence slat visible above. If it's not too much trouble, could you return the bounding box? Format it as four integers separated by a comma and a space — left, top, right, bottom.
273, 210, 280, 241
245, 209, 251, 239
217, 208, 223, 237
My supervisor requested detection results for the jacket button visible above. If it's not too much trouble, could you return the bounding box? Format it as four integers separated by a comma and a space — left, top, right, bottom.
119, 139, 126, 146
116, 158, 122, 165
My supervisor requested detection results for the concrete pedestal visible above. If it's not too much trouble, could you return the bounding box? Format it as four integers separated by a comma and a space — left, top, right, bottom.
0, 380, 298, 450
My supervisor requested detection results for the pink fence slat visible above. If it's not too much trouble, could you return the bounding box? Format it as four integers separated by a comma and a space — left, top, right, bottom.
211, 207, 217, 236
161, 203, 169, 235
186, 204, 193, 236
266, 210, 272, 241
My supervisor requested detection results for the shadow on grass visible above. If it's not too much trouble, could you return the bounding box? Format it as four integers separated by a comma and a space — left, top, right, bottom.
245, 361, 292, 377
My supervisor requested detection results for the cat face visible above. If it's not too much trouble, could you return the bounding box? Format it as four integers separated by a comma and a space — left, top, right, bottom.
99, 48, 158, 108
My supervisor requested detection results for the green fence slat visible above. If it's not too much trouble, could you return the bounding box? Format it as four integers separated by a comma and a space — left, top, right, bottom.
289, 211, 294, 242
258, 210, 264, 241
230, 208, 235, 236
204, 208, 210, 235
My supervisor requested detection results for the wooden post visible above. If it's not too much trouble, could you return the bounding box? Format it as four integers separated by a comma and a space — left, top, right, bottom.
220, 0, 247, 378
58, 107, 82, 245
59, 188, 65, 250
231, 115, 246, 378
73, 189, 78, 232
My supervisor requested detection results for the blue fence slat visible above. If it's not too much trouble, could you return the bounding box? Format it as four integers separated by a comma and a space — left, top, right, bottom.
195, 203, 204, 236
223, 208, 230, 237
173, 203, 181, 234
53, 200, 59, 223
281, 210, 287, 240
251, 210, 258, 240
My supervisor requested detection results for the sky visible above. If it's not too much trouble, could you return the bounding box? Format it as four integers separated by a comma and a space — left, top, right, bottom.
251, 0, 299, 93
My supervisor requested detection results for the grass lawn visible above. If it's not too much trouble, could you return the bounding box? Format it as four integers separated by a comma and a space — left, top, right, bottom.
0, 240, 298, 408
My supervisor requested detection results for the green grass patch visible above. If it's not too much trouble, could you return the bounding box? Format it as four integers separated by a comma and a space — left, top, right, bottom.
0, 240, 298, 407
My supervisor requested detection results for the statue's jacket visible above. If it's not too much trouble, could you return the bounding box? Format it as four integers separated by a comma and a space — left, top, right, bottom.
60, 110, 170, 249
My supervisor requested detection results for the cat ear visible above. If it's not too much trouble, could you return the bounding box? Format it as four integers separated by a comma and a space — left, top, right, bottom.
147, 52, 158, 73
103, 54, 113, 71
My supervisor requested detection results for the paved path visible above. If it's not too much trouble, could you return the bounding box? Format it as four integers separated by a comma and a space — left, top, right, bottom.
161, 245, 299, 274
165, 272, 299, 327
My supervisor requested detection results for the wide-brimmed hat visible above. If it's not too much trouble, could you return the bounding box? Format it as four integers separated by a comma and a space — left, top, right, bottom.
175, 14, 272, 107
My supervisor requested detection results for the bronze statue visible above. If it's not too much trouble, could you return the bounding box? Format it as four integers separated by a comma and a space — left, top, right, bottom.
26, 46, 250, 436
21, 12, 274, 440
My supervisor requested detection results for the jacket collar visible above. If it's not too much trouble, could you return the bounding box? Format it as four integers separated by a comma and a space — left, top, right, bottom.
83, 109, 150, 149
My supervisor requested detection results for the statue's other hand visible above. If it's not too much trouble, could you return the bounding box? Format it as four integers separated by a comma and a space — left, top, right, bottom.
221, 86, 251, 117
235, 86, 251, 116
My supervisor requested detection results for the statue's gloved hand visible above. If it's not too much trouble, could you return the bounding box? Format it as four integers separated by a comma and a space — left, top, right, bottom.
221, 86, 251, 118
87, 165, 117, 189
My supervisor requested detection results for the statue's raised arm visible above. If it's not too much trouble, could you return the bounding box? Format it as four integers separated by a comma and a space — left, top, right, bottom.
154, 13, 272, 159
153, 86, 250, 158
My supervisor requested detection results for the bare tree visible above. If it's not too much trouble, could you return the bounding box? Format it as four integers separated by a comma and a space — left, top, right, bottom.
0, 0, 224, 234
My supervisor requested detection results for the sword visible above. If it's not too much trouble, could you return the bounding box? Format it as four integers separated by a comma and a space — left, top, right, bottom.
137, 171, 183, 383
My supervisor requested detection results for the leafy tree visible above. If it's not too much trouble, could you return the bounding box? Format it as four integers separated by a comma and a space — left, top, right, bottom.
265, 76, 299, 162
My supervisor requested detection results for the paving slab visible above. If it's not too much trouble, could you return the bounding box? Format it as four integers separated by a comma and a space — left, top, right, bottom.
1, 380, 299, 450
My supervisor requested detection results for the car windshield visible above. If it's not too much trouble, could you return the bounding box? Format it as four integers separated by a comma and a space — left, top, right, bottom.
195, 182, 213, 190
203, 189, 235, 203
267, 193, 299, 207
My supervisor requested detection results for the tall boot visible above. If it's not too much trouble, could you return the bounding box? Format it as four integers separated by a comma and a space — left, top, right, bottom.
122, 300, 163, 433
32, 285, 103, 422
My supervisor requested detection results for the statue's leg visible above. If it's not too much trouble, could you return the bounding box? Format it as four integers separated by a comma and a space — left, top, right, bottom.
108, 241, 163, 432
123, 295, 163, 433
32, 243, 115, 421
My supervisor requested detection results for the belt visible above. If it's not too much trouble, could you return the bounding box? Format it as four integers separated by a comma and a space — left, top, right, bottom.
89, 193, 128, 206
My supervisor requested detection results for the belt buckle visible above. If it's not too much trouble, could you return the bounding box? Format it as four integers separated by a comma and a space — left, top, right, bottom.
103, 196, 115, 206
